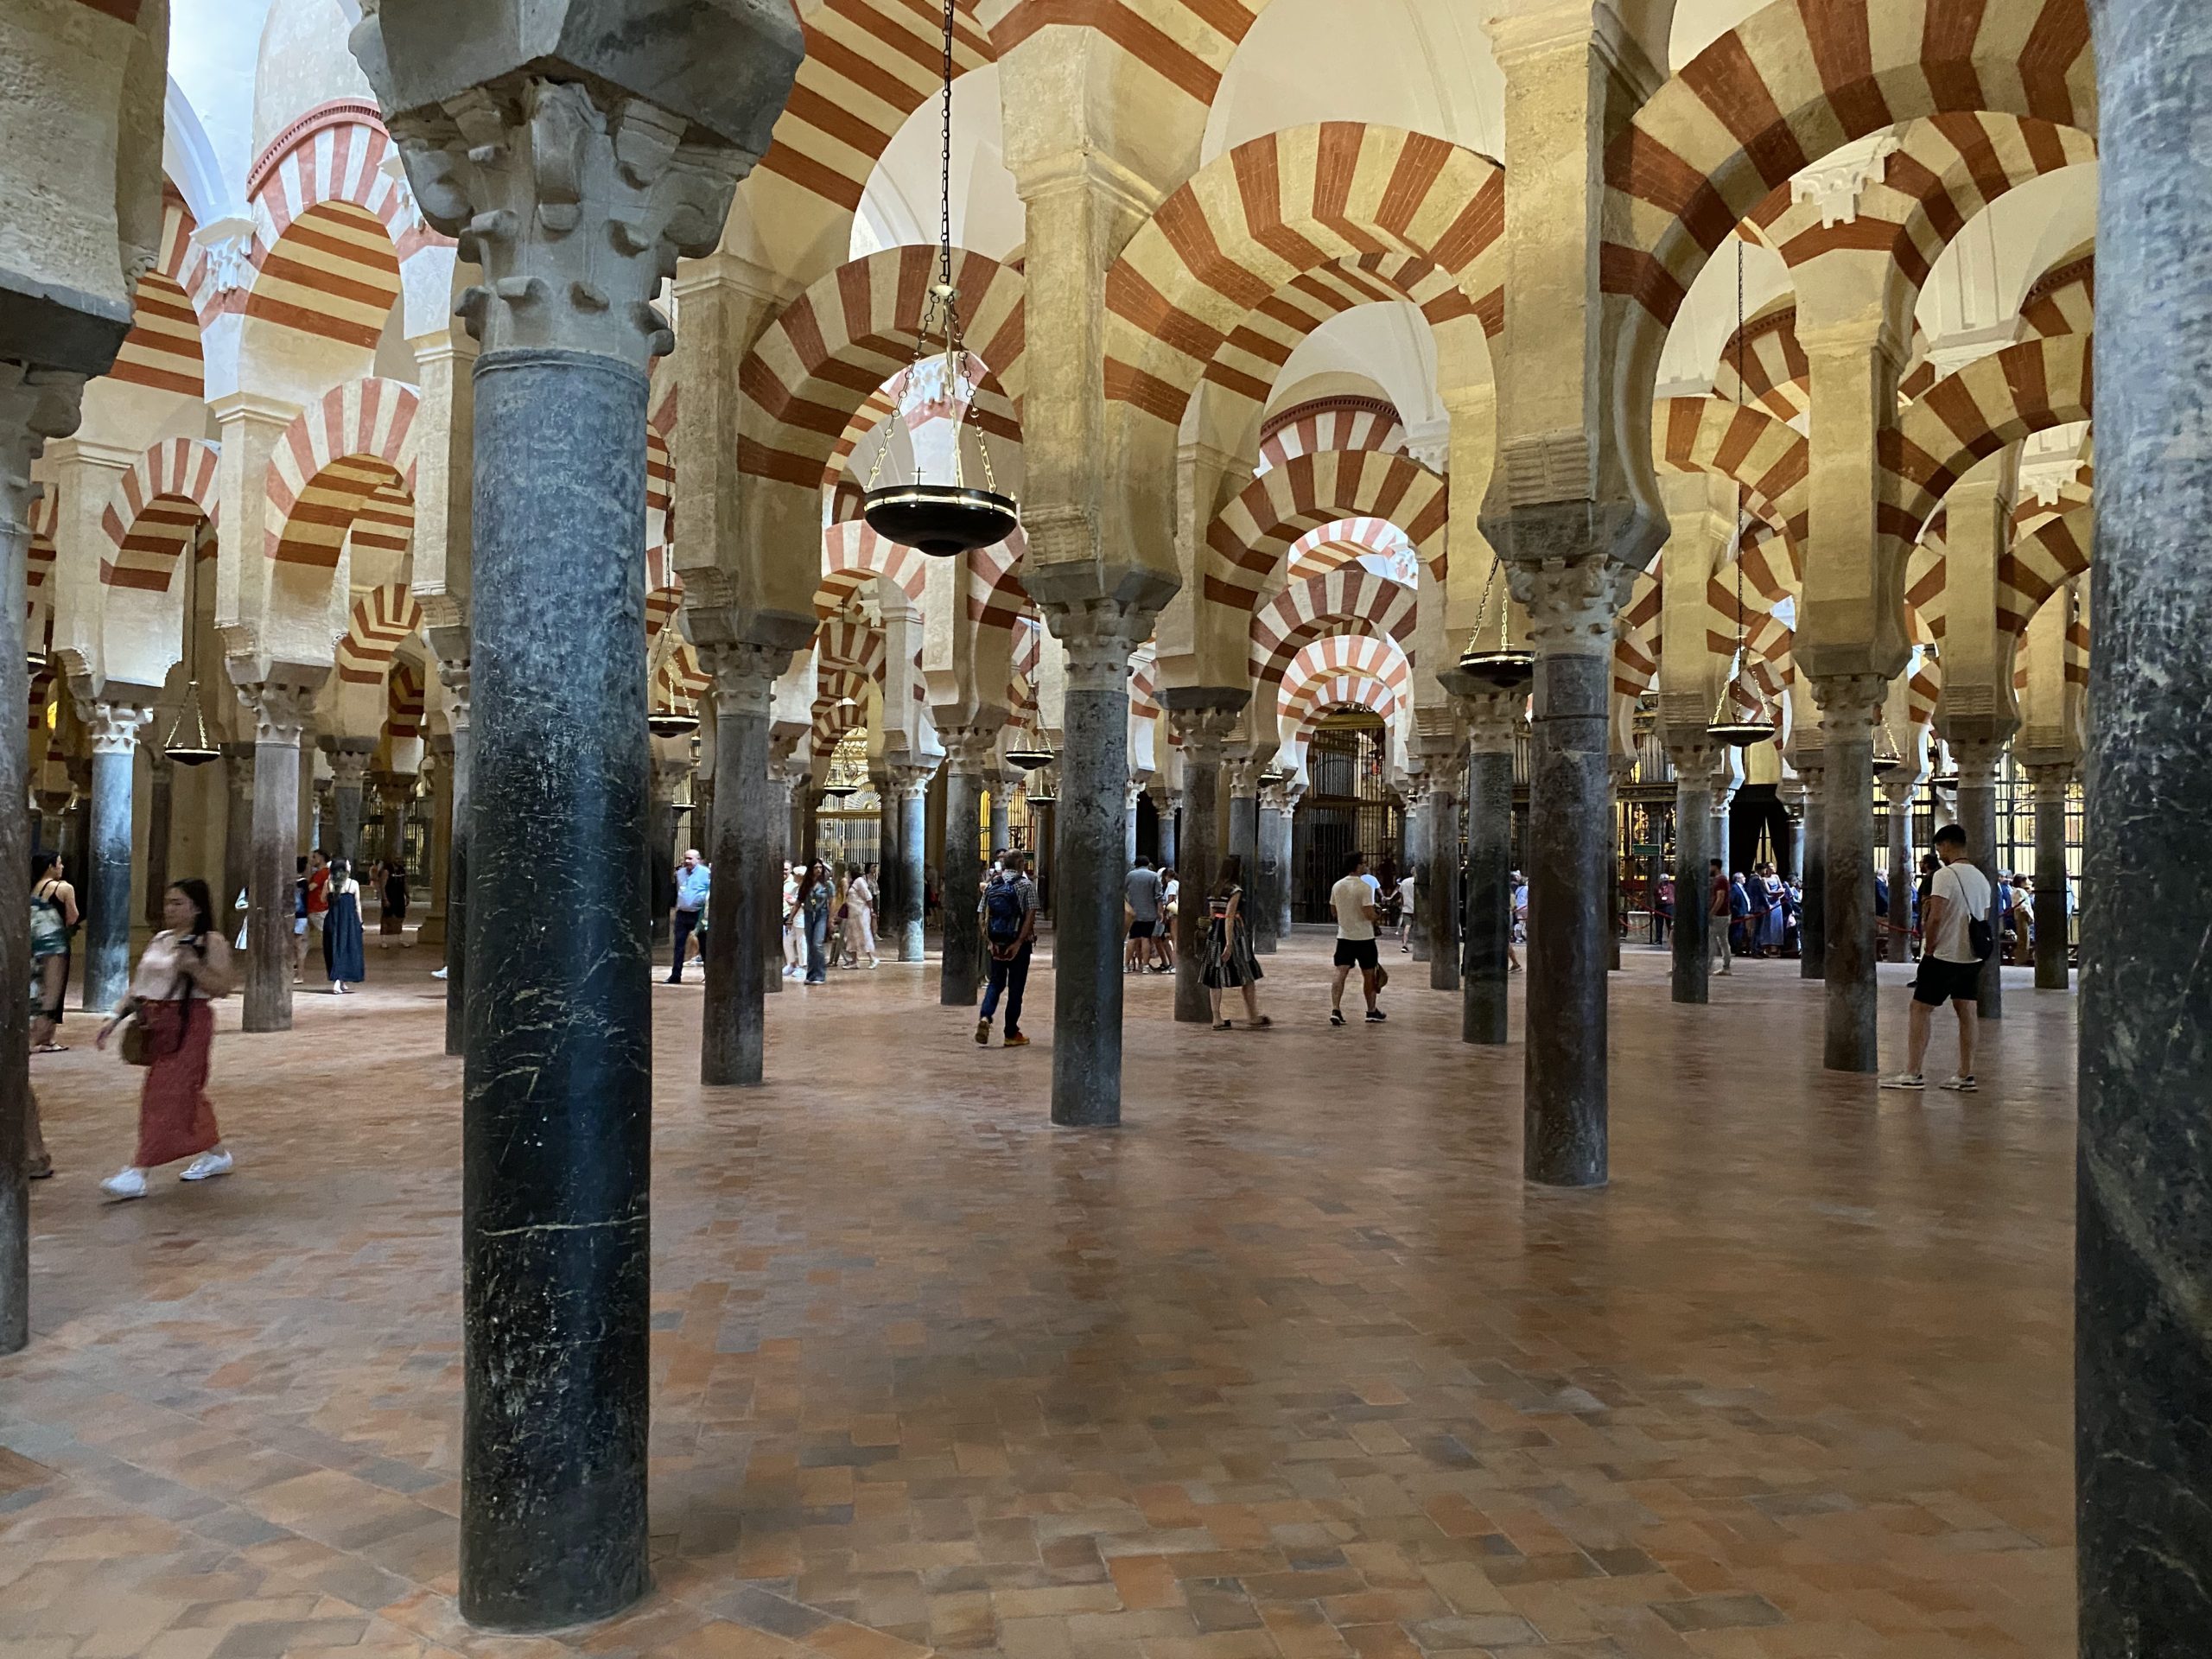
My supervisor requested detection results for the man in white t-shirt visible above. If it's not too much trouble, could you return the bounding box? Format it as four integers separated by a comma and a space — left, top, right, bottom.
1882, 822, 1993, 1092
1328, 850, 1385, 1027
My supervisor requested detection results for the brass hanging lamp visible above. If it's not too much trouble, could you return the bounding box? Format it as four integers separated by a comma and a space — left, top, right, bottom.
861, 0, 1019, 557
1706, 238, 1779, 751
1870, 718, 1905, 777
646, 626, 701, 739
1453, 559, 1535, 692
162, 530, 221, 766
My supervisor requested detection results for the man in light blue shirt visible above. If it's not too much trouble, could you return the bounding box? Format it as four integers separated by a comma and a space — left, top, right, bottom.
669, 849, 712, 983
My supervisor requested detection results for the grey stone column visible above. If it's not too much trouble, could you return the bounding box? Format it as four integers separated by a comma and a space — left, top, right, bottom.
231, 676, 321, 1032
990, 774, 1014, 857
2077, 5, 2212, 1637
1150, 782, 1178, 872
2, 370, 86, 1355
378, 775, 411, 867
1254, 783, 1283, 955
78, 700, 151, 1012
434, 653, 471, 1056
698, 644, 785, 1085
1668, 745, 1714, 1004
420, 741, 453, 949
1883, 779, 1917, 963
221, 742, 255, 911
1163, 695, 1242, 1026
1039, 600, 1159, 1125
1452, 695, 1519, 1046
1402, 781, 1432, 963
1226, 755, 1260, 895
1275, 788, 1300, 938
1797, 765, 1826, 979
327, 746, 371, 864
1607, 755, 1630, 972
888, 761, 933, 962
1510, 557, 1628, 1186
874, 770, 898, 916
141, 751, 175, 927
1426, 762, 1463, 991
647, 755, 684, 945
1814, 678, 1885, 1072
1124, 778, 1143, 868
358, 22, 798, 1628
1952, 739, 2006, 1020
939, 734, 995, 1006
2026, 764, 2071, 990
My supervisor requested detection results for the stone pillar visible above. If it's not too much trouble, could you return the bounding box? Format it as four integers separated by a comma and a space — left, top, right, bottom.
221, 742, 254, 912
647, 755, 684, 944
232, 675, 321, 1033
1149, 781, 1177, 873
1607, 755, 1630, 973
1668, 746, 1715, 1004
357, 16, 799, 1625
1457, 696, 1518, 1046
1123, 777, 1143, 868
1163, 694, 1243, 1027
315, 777, 335, 855
377, 773, 411, 867
327, 746, 371, 865
2026, 764, 2070, 991
989, 775, 1014, 858
422, 737, 454, 950
1952, 738, 2007, 1020
140, 749, 175, 927
1254, 783, 1284, 956
1039, 602, 1157, 1125
1883, 779, 1917, 963
1509, 559, 1627, 1187
78, 699, 151, 1012
434, 654, 471, 1057
698, 644, 785, 1086
888, 762, 933, 962
1226, 755, 1261, 898
1797, 765, 1827, 980
1813, 677, 1886, 1071
1275, 788, 1300, 939
1426, 761, 1463, 992
939, 733, 995, 1006
874, 769, 898, 916
1402, 779, 1432, 963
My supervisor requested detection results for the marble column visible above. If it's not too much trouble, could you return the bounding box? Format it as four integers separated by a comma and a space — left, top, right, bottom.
1797, 765, 1827, 980
79, 699, 151, 1012
888, 762, 933, 962
422, 739, 454, 950
647, 756, 684, 945
1123, 778, 1143, 868
874, 771, 898, 917
1607, 755, 1630, 972
1226, 756, 1261, 900
140, 750, 175, 927
1040, 602, 1154, 1125
1668, 746, 1715, 1004
2077, 8, 2212, 1637
327, 746, 371, 865
1883, 779, 1916, 963
989, 774, 1014, 859
354, 29, 797, 1624
232, 677, 320, 1033
1402, 781, 1432, 963
1426, 761, 1463, 992
1952, 739, 2007, 1020
378, 774, 411, 867
1163, 695, 1242, 1027
315, 778, 336, 856
3, 370, 86, 1355
699, 644, 785, 1086
1254, 783, 1283, 956
939, 734, 995, 1006
1813, 678, 1885, 1072
221, 742, 255, 912
435, 658, 471, 1058
1275, 788, 1300, 939
1511, 558, 1625, 1186
2027, 764, 2071, 991
1455, 695, 1518, 1046
1149, 782, 1178, 873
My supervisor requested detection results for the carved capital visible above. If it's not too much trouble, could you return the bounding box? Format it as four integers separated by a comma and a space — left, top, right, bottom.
1461, 693, 1525, 754
326, 748, 373, 787
1882, 779, 1920, 809
391, 78, 750, 368
1507, 556, 1637, 656
0, 365, 86, 531
1949, 737, 2008, 785
234, 675, 321, 746
941, 724, 1003, 774
81, 699, 154, 756
1040, 597, 1157, 691
700, 639, 789, 721
887, 760, 938, 802
2025, 762, 2074, 806
1808, 672, 1890, 736
1258, 781, 1290, 814
1166, 700, 1243, 764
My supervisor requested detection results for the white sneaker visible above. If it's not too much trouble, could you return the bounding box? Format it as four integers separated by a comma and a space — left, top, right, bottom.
100, 1167, 147, 1200
1879, 1073, 1926, 1090
180, 1150, 234, 1182
431, 967, 449, 981
1937, 1075, 1979, 1093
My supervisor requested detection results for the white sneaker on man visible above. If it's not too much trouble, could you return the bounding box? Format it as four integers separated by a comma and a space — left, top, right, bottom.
1937, 1074, 1979, 1093
180, 1150, 234, 1181
1879, 1072, 1926, 1090
99, 1167, 147, 1200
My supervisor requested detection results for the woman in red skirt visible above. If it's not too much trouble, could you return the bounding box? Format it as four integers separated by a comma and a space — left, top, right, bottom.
95, 878, 237, 1199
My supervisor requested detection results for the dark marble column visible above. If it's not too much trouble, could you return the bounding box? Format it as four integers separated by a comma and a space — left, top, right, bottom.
1426, 766, 1462, 991
436, 660, 472, 1058
232, 678, 319, 1033
141, 751, 174, 927
1226, 756, 1260, 899
1797, 765, 1826, 979
1163, 695, 1241, 1026
378, 776, 410, 867
1039, 601, 1158, 1125
1123, 779, 1142, 868
2027, 764, 2071, 990
1511, 560, 1624, 1187
1275, 787, 1300, 939
79, 700, 150, 1013
888, 761, 932, 962
1814, 679, 1885, 1072
939, 736, 993, 1006
1453, 696, 1518, 1046
1150, 783, 1178, 874
221, 742, 254, 912
421, 737, 454, 950
699, 645, 784, 1085
327, 746, 370, 864
1253, 784, 1282, 956
650, 755, 688, 946
1883, 778, 1916, 963
2077, 6, 2212, 1638
874, 771, 898, 916
1952, 739, 2006, 1020
1403, 785, 1432, 963
1668, 746, 1713, 1004
989, 774, 1014, 859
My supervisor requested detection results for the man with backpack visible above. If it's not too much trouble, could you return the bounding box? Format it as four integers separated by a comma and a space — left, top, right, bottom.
1882, 822, 1993, 1093
976, 849, 1038, 1048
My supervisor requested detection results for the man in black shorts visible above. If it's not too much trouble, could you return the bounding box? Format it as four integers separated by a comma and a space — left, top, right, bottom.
1328, 850, 1384, 1026
1882, 823, 1993, 1092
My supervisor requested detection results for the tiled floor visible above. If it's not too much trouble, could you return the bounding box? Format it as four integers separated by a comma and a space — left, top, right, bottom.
2, 934, 2076, 1657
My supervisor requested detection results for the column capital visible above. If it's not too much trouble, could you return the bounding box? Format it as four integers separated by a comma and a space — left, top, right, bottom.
80, 699, 154, 756
229, 659, 328, 746
1039, 595, 1162, 690
1124, 777, 1147, 809
2024, 762, 2075, 805
887, 760, 938, 802
1882, 778, 1920, 809
1225, 753, 1264, 797
1949, 736, 2008, 785
940, 722, 1007, 775
651, 754, 691, 798
0, 365, 87, 527
1164, 692, 1245, 762
1258, 781, 1292, 814
1665, 739, 1720, 782
1507, 555, 1637, 657
1461, 693, 1526, 753
325, 747, 373, 786
700, 639, 789, 721
1808, 672, 1891, 734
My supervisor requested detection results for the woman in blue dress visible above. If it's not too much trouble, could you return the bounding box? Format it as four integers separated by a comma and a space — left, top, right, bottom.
322, 858, 366, 993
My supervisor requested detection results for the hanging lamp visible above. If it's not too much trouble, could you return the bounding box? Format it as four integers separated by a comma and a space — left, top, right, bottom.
1453, 559, 1535, 692
1870, 719, 1904, 776
162, 531, 221, 766
1705, 238, 1779, 751
861, 0, 1019, 557
645, 627, 701, 739
1003, 702, 1054, 771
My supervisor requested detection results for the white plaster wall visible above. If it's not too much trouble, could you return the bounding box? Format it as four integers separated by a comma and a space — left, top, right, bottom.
853, 67, 1023, 262
169, 0, 276, 210
1267, 302, 1442, 428
253, 0, 373, 157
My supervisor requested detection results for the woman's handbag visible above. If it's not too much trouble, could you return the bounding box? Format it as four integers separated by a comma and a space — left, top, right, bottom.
118, 1005, 155, 1066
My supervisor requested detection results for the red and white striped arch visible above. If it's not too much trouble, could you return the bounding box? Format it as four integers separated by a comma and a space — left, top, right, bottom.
1207, 449, 1446, 609
385, 658, 426, 741
1129, 657, 1160, 724
1906, 652, 1943, 728
111, 198, 210, 397
1904, 516, 1948, 643
1282, 673, 1403, 740
1613, 567, 1665, 700
99, 438, 221, 592
646, 426, 674, 569
816, 616, 889, 687
1711, 303, 1806, 423
1257, 397, 1407, 474
967, 530, 1028, 632
817, 519, 930, 617
975, 1, 1262, 106
336, 584, 424, 685
264, 378, 420, 568
1286, 518, 1419, 584
1999, 506, 2092, 636
1249, 568, 1419, 690
2020, 252, 2094, 339
1277, 633, 1413, 724
1655, 396, 1808, 549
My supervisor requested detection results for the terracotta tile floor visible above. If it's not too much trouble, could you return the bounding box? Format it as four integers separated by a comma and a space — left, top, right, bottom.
1, 934, 2076, 1657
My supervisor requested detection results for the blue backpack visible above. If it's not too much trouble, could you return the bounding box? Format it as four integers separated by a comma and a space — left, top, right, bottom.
984, 876, 1026, 942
